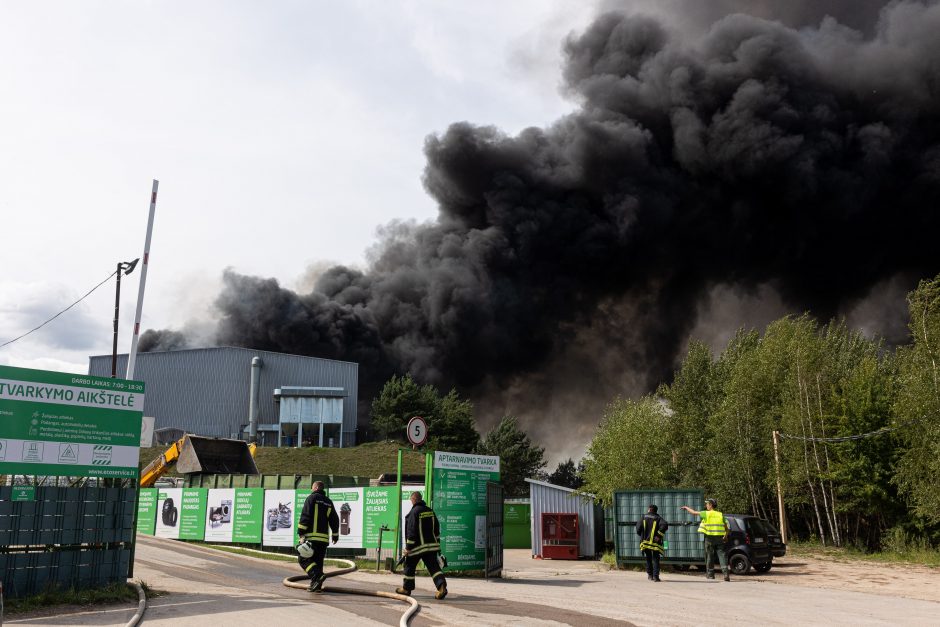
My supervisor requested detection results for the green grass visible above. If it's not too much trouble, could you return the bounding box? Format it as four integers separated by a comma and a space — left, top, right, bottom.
790, 540, 940, 568
601, 550, 617, 568
140, 440, 428, 479
3, 582, 141, 615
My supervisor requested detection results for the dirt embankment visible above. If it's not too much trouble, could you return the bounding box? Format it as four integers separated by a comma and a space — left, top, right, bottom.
756, 553, 940, 603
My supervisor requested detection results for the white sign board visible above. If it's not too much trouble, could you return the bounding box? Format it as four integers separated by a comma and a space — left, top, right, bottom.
140, 416, 155, 448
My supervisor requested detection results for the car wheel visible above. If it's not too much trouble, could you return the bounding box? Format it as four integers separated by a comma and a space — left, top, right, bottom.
729, 553, 751, 575
754, 563, 772, 573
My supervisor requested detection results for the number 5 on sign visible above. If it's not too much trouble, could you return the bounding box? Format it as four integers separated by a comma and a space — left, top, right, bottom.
406, 416, 428, 448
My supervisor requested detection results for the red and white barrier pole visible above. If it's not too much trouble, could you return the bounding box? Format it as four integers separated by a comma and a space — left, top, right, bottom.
126, 179, 159, 380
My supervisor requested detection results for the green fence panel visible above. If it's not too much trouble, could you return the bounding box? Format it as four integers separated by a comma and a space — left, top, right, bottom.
613, 489, 705, 566
0, 487, 135, 598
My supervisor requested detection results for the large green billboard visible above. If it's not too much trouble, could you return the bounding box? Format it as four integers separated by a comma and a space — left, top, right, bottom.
433, 451, 500, 571
0, 365, 144, 478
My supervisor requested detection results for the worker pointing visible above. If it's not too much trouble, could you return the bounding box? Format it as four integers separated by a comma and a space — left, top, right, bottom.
681, 499, 731, 582
296, 481, 339, 592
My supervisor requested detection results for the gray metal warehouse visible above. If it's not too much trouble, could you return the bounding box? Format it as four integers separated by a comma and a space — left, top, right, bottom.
89, 347, 358, 447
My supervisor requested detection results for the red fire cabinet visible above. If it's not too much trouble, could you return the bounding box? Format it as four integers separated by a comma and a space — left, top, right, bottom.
541, 512, 579, 559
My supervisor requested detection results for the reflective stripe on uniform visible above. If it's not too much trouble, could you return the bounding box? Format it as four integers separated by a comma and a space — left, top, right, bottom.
408, 543, 441, 555
639, 520, 664, 553
698, 510, 727, 536
305, 562, 317, 572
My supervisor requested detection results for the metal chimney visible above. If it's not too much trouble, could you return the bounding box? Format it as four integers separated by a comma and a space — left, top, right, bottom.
248, 356, 262, 443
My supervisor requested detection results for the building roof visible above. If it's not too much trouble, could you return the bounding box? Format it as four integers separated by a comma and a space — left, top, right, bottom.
89, 345, 359, 367
525, 477, 596, 499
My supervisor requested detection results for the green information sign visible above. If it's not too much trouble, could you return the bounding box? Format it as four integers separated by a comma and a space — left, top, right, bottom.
233, 488, 264, 543
12, 486, 35, 502
363, 486, 397, 549
137, 488, 157, 535
0, 365, 144, 478
433, 451, 500, 571
178, 488, 207, 540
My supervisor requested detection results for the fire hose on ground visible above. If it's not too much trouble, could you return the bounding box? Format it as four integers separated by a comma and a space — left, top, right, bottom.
282, 558, 420, 627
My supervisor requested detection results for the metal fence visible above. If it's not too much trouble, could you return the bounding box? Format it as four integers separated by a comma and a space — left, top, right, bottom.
485, 482, 504, 578
0, 486, 136, 598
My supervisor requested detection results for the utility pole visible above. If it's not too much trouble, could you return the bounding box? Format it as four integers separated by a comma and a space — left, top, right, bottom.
772, 429, 788, 544
111, 259, 139, 377
127, 179, 159, 380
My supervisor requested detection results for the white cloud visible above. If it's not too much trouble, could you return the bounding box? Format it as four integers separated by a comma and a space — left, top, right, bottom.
0, 0, 601, 372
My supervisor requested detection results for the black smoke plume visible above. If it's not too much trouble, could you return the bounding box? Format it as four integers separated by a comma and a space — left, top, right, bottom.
146, 1, 940, 459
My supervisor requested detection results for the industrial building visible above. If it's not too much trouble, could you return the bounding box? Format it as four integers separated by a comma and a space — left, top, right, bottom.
89, 347, 358, 447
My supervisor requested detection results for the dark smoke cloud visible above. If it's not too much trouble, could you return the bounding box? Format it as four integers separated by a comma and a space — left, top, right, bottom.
145, 1, 940, 459
138, 329, 189, 353
601, 0, 891, 36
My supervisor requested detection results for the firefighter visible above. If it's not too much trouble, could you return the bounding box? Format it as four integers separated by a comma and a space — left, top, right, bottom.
681, 499, 731, 581
396, 491, 447, 599
296, 481, 339, 592
636, 504, 668, 581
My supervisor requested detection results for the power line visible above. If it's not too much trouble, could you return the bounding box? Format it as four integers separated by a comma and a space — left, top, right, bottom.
0, 270, 118, 349
777, 415, 929, 443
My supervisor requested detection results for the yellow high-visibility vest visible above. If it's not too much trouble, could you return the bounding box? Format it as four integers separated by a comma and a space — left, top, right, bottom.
698, 510, 727, 536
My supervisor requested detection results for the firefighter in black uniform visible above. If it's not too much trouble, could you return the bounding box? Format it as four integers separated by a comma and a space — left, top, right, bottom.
296, 481, 339, 592
636, 504, 669, 582
397, 491, 447, 599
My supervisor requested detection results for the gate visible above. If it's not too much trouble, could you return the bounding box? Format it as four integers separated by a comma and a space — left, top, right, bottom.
484, 482, 503, 578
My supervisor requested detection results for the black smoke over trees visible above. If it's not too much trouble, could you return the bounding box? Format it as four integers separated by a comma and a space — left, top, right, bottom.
145, 1, 940, 453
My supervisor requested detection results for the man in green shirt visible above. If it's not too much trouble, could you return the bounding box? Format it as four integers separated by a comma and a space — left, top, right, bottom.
681, 498, 731, 581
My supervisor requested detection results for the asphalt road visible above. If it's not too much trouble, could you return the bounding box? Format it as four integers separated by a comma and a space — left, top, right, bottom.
7, 537, 940, 626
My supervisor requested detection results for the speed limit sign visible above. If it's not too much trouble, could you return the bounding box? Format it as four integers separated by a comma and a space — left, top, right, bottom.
406, 416, 428, 447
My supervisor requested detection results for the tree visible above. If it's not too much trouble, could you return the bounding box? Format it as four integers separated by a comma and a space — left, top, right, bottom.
547, 458, 584, 489
431, 389, 480, 453
370, 374, 480, 453
477, 416, 546, 498
370, 374, 438, 441
894, 274, 940, 526
581, 397, 676, 506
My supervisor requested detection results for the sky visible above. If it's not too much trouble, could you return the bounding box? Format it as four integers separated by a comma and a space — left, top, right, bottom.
0, 0, 599, 374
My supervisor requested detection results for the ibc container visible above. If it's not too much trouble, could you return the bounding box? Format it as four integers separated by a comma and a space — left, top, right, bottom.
613, 489, 706, 567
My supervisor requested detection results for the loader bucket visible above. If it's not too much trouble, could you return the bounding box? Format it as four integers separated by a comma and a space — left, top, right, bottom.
175, 435, 259, 476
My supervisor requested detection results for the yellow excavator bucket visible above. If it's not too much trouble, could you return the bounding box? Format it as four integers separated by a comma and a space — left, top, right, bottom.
175, 435, 259, 475
140, 435, 259, 486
